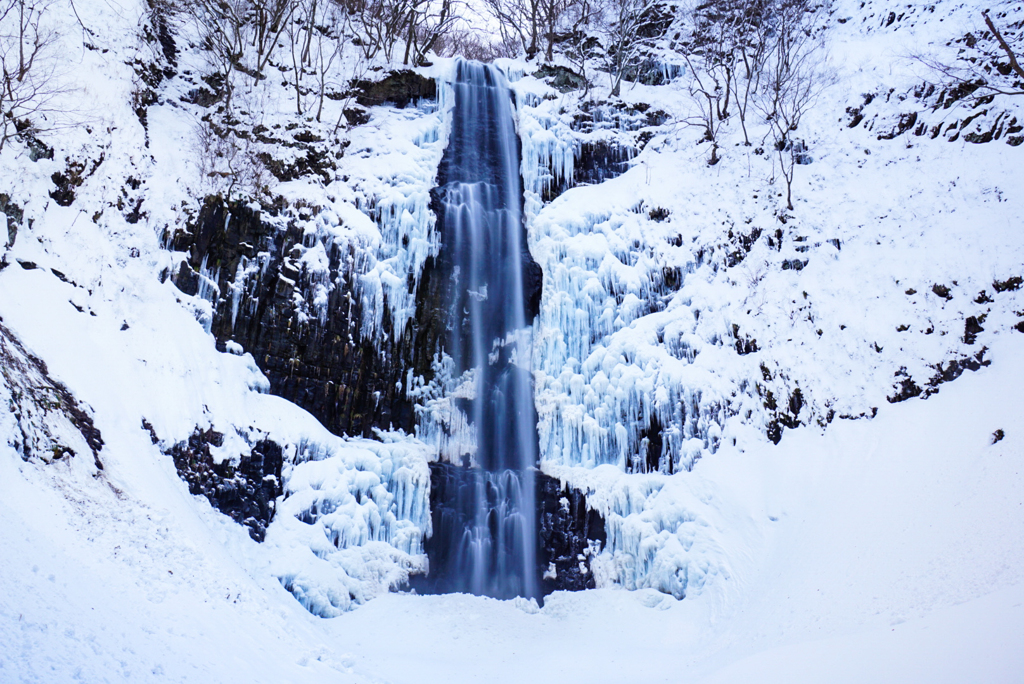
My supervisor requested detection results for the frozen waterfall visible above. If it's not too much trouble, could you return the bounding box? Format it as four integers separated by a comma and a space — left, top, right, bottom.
419, 61, 541, 600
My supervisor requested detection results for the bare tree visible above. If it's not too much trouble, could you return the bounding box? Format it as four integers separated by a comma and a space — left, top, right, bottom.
682, 53, 726, 163
0, 0, 62, 150
537, 0, 589, 61
724, 0, 773, 145
252, 0, 295, 75
682, 0, 740, 163
597, 0, 658, 96
484, 0, 543, 58
311, 2, 347, 121
914, 9, 1024, 99
561, 0, 599, 94
287, 6, 306, 115
754, 1, 832, 210
347, 0, 411, 62
982, 9, 1024, 85
404, 0, 460, 65
434, 27, 515, 61
185, 0, 249, 109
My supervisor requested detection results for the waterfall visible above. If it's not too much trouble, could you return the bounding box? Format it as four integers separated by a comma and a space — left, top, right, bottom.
418, 60, 541, 600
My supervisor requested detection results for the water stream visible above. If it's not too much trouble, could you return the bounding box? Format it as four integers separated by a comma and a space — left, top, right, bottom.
422, 60, 540, 599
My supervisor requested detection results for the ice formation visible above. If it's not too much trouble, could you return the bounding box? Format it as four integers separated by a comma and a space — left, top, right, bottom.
353, 79, 454, 343
270, 433, 433, 617
511, 73, 742, 598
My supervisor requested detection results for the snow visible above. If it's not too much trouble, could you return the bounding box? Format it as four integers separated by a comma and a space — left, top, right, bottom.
0, 0, 1023, 679
4, 332, 1021, 682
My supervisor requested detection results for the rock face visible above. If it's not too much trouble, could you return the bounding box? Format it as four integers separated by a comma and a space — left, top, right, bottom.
413, 462, 606, 597
168, 197, 416, 438
167, 427, 283, 542
537, 100, 667, 204
538, 473, 606, 593
888, 348, 992, 403
0, 321, 104, 469
351, 70, 437, 109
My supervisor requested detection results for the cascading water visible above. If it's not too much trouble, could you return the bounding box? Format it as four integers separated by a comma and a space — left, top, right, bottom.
417, 60, 541, 600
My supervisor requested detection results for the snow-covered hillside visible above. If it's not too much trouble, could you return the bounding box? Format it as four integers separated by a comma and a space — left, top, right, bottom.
1, 0, 1022, 679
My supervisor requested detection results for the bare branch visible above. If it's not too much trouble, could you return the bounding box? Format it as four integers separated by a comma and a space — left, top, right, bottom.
982, 9, 1024, 81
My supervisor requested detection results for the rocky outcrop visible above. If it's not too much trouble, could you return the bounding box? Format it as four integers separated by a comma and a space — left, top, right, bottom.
0, 321, 104, 469
167, 197, 417, 438
538, 473, 606, 593
888, 348, 991, 403
166, 427, 283, 542
533, 65, 587, 93
351, 70, 437, 109
537, 100, 668, 203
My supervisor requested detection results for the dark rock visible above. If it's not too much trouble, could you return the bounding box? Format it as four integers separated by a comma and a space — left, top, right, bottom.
141, 418, 159, 444
256, 147, 336, 183
931, 283, 952, 300
726, 226, 762, 267
763, 383, 803, 444
623, 57, 682, 86
538, 472, 606, 594
574, 141, 634, 188
1, 193, 23, 247
648, 207, 670, 222
173, 260, 199, 296
0, 321, 104, 469
932, 348, 990, 383
343, 107, 371, 127
167, 427, 283, 542
992, 429, 1005, 444
147, 0, 177, 67
889, 348, 991, 402
877, 112, 918, 140
50, 161, 87, 207
732, 324, 758, 356
533, 65, 587, 93
181, 87, 219, 107
169, 196, 417, 439
23, 133, 53, 161
963, 316, 984, 345
351, 71, 436, 109
938, 79, 984, 109
888, 367, 922, 402
992, 275, 1022, 293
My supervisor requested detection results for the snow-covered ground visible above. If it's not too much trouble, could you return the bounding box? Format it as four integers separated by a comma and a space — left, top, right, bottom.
2, 332, 1021, 682
1, 0, 1022, 679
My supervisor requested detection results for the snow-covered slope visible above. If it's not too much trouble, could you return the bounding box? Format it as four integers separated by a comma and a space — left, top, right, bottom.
1, 0, 1022, 680
3, 332, 1022, 682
